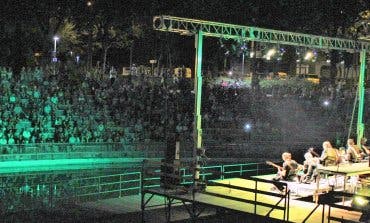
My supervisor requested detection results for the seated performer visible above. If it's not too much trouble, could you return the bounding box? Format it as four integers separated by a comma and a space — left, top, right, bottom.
320, 141, 340, 166
301, 147, 320, 184
360, 137, 369, 158
346, 138, 363, 163
270, 152, 301, 191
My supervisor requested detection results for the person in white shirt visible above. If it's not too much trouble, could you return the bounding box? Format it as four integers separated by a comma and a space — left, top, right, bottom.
301, 147, 320, 183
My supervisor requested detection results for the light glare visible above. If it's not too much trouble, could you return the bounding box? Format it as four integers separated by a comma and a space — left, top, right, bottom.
304, 51, 314, 60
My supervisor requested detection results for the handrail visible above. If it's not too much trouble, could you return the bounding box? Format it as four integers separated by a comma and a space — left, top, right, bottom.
73, 161, 275, 202
302, 190, 370, 223
0, 141, 165, 154
0, 161, 275, 213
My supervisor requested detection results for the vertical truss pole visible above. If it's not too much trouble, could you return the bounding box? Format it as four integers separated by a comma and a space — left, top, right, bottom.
193, 31, 203, 186
357, 49, 367, 145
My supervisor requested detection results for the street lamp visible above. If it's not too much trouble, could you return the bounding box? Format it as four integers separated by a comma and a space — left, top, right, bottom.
53, 36, 60, 53
241, 43, 247, 76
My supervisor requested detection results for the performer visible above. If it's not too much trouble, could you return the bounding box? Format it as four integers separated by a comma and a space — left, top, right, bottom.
320, 141, 340, 166
360, 137, 369, 157
346, 138, 363, 163
301, 147, 320, 184
268, 152, 301, 191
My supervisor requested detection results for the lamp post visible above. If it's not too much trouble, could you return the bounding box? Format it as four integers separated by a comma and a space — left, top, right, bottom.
87, 1, 93, 68
53, 36, 59, 53
241, 43, 247, 76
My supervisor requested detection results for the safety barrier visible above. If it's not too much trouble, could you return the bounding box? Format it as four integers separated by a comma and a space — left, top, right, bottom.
74, 161, 274, 202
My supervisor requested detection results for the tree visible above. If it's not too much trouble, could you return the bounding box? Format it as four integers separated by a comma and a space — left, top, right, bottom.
91, 15, 143, 72
0, 1, 80, 69
348, 9, 370, 41
56, 20, 80, 53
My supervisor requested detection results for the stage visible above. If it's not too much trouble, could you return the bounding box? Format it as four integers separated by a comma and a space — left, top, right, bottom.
141, 177, 365, 223
75, 162, 370, 222
316, 161, 370, 192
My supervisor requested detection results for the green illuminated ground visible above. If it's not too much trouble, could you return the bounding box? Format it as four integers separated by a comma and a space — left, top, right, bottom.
0, 158, 159, 174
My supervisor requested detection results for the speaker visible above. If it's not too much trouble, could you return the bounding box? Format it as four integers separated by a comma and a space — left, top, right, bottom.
165, 134, 180, 162
160, 134, 181, 188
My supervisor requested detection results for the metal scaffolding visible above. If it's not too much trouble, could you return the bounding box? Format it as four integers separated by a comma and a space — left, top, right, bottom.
153, 15, 370, 52
153, 15, 368, 187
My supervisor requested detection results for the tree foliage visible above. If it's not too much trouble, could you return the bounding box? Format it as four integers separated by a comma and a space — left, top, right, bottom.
0, 0, 367, 73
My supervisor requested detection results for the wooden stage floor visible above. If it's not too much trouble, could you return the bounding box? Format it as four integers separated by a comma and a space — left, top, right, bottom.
203, 178, 362, 222
81, 177, 364, 223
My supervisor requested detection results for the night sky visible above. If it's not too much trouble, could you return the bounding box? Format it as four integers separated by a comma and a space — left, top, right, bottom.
0, 0, 368, 72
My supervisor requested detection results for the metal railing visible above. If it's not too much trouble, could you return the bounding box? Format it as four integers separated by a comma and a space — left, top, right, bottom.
0, 142, 165, 161
73, 161, 274, 202
0, 161, 274, 213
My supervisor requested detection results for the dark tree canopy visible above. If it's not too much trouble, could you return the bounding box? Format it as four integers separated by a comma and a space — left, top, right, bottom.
0, 0, 368, 73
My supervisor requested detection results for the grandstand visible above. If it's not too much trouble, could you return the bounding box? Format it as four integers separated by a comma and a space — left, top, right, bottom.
0, 65, 369, 221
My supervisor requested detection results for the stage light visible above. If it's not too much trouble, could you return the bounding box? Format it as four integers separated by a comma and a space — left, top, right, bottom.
323, 100, 330, 107
304, 51, 314, 60
240, 43, 247, 51
264, 48, 276, 60
353, 196, 369, 206
244, 123, 252, 132
266, 48, 276, 59
227, 70, 233, 76
326, 59, 331, 63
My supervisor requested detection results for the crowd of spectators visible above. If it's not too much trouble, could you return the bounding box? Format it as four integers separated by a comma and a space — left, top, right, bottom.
202, 75, 366, 145
0, 66, 195, 149
1, 66, 369, 216
0, 66, 368, 150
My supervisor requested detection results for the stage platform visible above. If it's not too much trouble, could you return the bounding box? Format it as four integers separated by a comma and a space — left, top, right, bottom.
205, 178, 363, 222
79, 177, 365, 222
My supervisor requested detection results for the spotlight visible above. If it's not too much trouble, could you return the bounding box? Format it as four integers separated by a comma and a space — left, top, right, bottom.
326, 59, 331, 63
353, 196, 369, 207
323, 100, 330, 107
264, 48, 276, 60
227, 70, 233, 76
241, 43, 247, 51
244, 123, 252, 132
266, 48, 276, 59
304, 51, 314, 60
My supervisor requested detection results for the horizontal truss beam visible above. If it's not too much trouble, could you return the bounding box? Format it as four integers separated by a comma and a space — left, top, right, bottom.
153, 15, 370, 52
